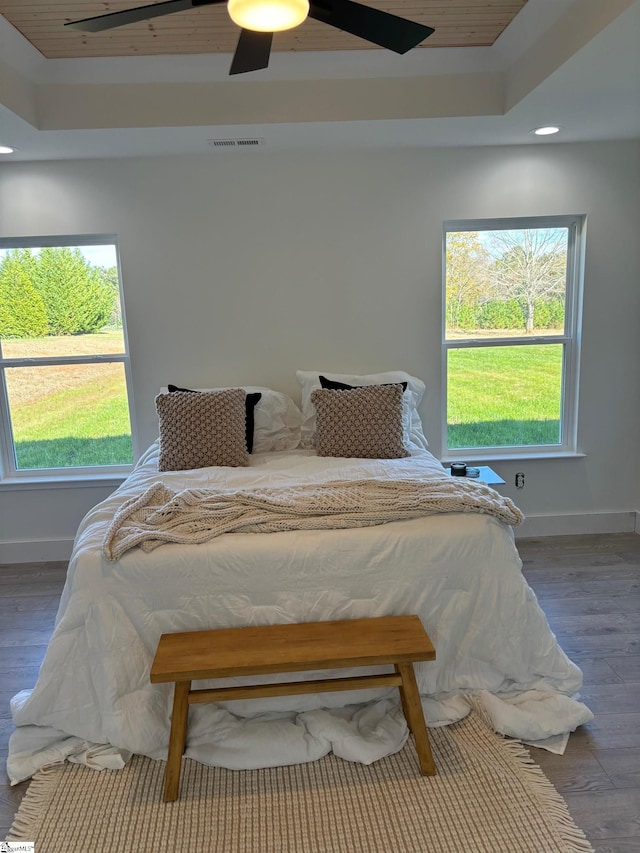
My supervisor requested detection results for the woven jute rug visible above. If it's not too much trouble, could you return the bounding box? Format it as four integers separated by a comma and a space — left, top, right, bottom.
8, 712, 593, 852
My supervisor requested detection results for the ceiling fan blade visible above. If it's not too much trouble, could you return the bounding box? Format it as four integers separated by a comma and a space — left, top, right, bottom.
230, 30, 273, 75
65, 0, 225, 33
309, 0, 434, 54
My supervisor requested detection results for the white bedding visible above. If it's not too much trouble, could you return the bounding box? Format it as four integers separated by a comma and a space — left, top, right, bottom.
8, 445, 592, 783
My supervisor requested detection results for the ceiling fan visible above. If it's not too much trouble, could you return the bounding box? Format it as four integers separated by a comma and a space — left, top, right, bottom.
65, 0, 435, 76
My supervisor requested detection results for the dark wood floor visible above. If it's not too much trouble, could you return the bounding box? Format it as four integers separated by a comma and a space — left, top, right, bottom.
1, 533, 639, 849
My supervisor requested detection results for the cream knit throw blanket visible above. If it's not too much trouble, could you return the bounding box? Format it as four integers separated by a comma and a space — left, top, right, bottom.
103, 478, 524, 561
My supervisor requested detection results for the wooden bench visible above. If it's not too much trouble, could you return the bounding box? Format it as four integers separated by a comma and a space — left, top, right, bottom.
150, 614, 437, 801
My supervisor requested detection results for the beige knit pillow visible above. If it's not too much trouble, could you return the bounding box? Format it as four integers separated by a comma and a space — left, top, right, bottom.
156, 389, 250, 471
311, 385, 409, 459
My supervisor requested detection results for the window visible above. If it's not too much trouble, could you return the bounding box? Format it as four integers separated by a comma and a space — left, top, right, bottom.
0, 235, 136, 480
442, 216, 584, 459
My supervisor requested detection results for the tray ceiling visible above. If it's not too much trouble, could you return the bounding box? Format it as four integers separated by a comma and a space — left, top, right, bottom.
0, 0, 527, 58
1, 0, 639, 160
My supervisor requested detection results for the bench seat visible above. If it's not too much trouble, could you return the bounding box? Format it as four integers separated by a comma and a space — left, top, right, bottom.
150, 615, 437, 801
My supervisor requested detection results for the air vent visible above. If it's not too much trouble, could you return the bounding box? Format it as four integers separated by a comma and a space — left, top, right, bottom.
207, 138, 266, 149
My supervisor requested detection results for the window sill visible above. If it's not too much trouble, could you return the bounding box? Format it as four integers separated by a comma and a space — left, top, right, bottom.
0, 472, 129, 491
441, 451, 586, 464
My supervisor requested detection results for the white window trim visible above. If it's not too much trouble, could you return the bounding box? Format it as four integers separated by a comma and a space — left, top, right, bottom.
441, 215, 585, 462
0, 233, 138, 482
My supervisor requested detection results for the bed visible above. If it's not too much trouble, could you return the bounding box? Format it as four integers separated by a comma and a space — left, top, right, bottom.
7, 371, 592, 784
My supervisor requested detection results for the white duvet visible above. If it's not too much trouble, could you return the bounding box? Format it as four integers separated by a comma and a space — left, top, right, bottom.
8, 445, 592, 783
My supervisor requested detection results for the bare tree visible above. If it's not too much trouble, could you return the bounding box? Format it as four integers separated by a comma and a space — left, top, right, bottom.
445, 232, 491, 330
487, 229, 566, 332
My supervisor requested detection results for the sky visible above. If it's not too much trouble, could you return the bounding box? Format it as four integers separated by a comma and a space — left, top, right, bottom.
0, 243, 118, 269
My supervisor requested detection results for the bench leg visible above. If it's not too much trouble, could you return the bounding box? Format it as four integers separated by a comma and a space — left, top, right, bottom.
164, 680, 191, 802
396, 663, 436, 777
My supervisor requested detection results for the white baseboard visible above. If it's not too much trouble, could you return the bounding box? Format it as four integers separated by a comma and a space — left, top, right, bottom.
2, 513, 639, 562
515, 511, 638, 538
0, 538, 75, 564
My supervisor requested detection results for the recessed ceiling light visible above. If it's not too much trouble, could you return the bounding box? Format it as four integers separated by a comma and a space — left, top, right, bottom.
0, 145, 15, 154
532, 126, 561, 136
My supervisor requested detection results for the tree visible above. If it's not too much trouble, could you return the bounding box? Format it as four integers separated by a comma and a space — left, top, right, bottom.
487, 229, 567, 333
0, 247, 39, 283
94, 265, 121, 326
0, 252, 49, 338
33, 248, 116, 335
445, 232, 491, 330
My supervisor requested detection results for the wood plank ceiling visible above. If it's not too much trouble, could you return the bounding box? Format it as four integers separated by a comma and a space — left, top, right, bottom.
0, 1, 527, 58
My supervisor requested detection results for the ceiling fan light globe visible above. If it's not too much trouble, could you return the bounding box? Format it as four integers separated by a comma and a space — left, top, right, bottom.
228, 0, 309, 32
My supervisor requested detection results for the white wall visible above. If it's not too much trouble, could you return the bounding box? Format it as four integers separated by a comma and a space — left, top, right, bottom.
1, 140, 639, 560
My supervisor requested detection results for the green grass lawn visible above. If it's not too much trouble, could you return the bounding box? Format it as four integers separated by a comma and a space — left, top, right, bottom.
447, 344, 563, 448
8, 335, 563, 468
12, 369, 133, 469
5, 331, 133, 470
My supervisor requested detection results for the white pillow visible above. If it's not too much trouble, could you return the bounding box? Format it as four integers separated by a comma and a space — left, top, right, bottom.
296, 370, 428, 450
161, 386, 302, 452
250, 387, 303, 452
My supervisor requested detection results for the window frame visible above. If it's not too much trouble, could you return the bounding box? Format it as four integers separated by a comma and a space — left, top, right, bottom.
441, 215, 585, 461
0, 233, 138, 482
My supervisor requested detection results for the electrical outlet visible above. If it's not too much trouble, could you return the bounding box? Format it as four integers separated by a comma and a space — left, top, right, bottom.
515, 472, 525, 489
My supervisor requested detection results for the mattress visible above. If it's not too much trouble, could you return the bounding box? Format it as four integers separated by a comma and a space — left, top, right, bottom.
8, 444, 592, 783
